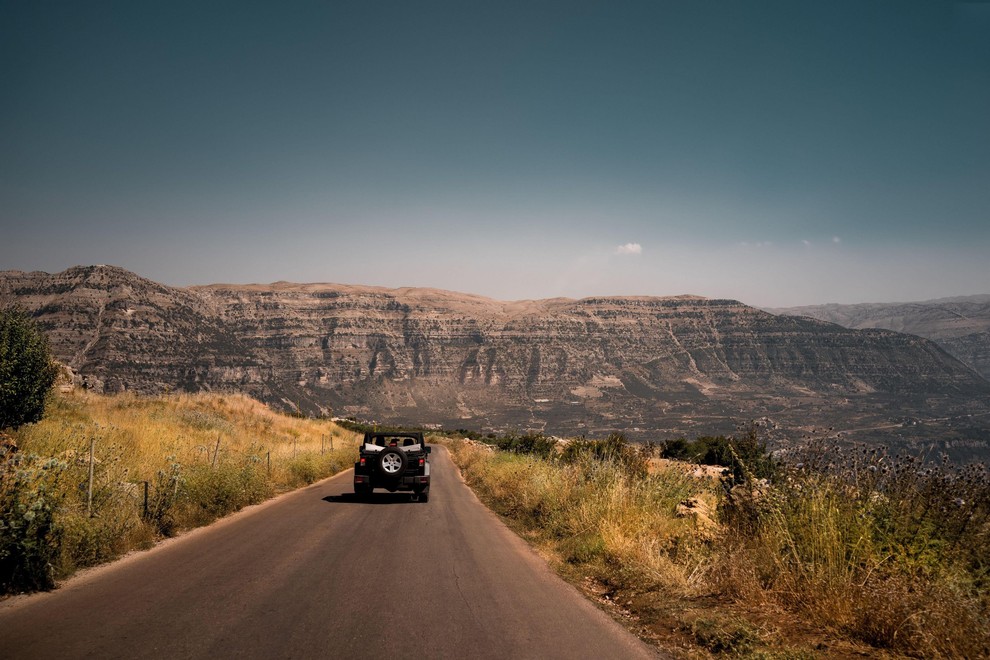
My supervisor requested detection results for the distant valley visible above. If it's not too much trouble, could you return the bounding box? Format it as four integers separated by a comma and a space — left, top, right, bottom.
3, 265, 990, 459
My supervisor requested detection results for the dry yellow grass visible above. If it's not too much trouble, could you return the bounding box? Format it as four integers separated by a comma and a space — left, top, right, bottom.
442, 439, 714, 596
441, 437, 990, 658
21, 390, 358, 479
2, 390, 360, 593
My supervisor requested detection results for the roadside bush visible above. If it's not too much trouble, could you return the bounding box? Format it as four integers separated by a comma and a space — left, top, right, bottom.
491, 431, 558, 458
692, 616, 758, 655
448, 438, 708, 594
786, 442, 990, 580
662, 428, 778, 483
56, 504, 146, 575
285, 454, 322, 486
0, 307, 60, 431
0, 449, 67, 591
716, 441, 990, 656
182, 460, 273, 525
561, 432, 647, 478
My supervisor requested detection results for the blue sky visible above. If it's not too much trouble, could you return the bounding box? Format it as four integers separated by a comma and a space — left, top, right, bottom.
2, 1, 988, 307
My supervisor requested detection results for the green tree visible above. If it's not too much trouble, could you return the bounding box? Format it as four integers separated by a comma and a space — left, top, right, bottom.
0, 307, 59, 430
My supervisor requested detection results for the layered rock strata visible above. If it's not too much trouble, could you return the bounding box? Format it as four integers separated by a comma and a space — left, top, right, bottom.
771, 297, 990, 382
4, 266, 989, 454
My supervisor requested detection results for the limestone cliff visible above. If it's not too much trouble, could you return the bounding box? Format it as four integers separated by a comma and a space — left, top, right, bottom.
771, 296, 990, 382
4, 266, 989, 455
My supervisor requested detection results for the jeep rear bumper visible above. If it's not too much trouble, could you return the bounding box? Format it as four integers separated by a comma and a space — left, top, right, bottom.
354, 474, 430, 490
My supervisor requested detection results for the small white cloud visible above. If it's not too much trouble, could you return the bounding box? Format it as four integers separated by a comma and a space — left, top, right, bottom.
802, 239, 811, 246
614, 242, 642, 255
832, 236, 841, 244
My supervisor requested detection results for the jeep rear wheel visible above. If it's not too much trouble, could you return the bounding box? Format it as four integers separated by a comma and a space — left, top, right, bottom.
416, 486, 430, 503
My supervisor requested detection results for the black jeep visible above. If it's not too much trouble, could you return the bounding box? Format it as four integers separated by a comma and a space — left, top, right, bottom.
353, 431, 431, 502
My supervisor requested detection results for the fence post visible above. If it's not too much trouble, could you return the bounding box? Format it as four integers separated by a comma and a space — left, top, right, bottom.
321, 435, 325, 455
267, 451, 271, 475
143, 480, 149, 519
330, 435, 334, 451
87, 436, 95, 517
211, 436, 221, 468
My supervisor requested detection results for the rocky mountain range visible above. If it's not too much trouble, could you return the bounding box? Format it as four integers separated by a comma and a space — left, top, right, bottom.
770, 296, 990, 382
4, 265, 990, 458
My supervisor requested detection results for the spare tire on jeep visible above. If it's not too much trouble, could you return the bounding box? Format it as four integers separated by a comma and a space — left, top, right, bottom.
377, 446, 408, 478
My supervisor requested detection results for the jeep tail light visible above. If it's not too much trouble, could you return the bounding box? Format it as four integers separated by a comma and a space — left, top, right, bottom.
418, 457, 425, 467
360, 457, 366, 466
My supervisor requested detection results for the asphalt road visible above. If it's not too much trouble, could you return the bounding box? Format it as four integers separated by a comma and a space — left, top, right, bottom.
0, 446, 659, 659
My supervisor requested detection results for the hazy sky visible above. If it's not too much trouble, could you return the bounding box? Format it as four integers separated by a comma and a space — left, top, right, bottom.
2, 1, 988, 307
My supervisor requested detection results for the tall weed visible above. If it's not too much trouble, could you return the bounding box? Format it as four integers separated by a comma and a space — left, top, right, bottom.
447, 439, 708, 594
718, 441, 990, 655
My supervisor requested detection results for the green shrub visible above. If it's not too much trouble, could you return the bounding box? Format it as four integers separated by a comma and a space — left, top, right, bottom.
56, 505, 143, 574
0, 450, 67, 591
0, 307, 60, 431
661, 428, 778, 483
562, 531, 607, 564
692, 616, 759, 654
492, 431, 559, 458
183, 465, 242, 522
286, 454, 322, 485
561, 432, 647, 477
